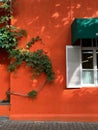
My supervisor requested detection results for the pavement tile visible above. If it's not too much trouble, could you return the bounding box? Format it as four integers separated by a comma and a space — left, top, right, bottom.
0, 120, 98, 130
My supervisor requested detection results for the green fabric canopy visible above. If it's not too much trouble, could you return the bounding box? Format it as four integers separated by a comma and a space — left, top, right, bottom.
71, 18, 98, 45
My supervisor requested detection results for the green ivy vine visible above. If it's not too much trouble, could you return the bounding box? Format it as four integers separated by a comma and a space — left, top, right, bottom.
0, 0, 55, 99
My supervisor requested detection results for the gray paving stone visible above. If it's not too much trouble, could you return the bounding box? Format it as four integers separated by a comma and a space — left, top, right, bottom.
0, 120, 98, 130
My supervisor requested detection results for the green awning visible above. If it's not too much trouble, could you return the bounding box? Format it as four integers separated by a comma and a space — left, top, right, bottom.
71, 18, 98, 45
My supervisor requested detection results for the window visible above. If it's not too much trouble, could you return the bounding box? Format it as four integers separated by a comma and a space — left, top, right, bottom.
66, 39, 98, 88
82, 49, 94, 85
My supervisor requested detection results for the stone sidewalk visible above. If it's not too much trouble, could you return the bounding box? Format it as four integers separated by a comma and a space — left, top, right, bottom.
0, 120, 98, 130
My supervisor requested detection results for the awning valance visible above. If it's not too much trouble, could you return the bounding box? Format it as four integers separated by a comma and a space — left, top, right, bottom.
71, 18, 98, 45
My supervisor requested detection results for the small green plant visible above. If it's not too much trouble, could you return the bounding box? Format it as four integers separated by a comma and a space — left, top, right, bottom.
26, 36, 41, 49
28, 90, 38, 98
0, 0, 55, 99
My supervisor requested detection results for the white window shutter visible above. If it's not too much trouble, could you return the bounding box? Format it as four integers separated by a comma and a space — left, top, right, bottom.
66, 46, 81, 88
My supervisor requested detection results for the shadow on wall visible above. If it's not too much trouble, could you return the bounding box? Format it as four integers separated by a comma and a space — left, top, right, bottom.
62, 88, 98, 113
12, 0, 71, 43
11, 0, 98, 89
71, 88, 98, 102
0, 48, 10, 65
71, 0, 98, 19
12, 0, 98, 33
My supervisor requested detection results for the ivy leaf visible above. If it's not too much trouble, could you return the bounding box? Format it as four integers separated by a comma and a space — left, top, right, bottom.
28, 90, 38, 98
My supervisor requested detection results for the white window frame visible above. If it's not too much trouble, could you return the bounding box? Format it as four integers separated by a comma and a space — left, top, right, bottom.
66, 45, 98, 88
0, 0, 11, 2
81, 47, 98, 87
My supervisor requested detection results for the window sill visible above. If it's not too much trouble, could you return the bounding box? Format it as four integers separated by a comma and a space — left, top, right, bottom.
0, 100, 10, 105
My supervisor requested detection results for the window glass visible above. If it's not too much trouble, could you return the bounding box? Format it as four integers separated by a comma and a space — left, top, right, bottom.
82, 50, 94, 84
96, 50, 98, 83
81, 39, 92, 47
96, 50, 98, 69
81, 39, 98, 47
96, 39, 98, 47
82, 50, 93, 69
93, 39, 96, 47
93, 39, 98, 47
82, 70, 94, 84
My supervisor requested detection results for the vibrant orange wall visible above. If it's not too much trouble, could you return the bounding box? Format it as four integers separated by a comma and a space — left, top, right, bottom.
0, 49, 10, 100
10, 0, 98, 121
0, 49, 10, 116
0, 2, 10, 116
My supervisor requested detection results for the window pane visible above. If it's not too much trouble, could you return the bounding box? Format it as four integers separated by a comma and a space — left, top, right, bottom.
93, 39, 96, 47
96, 50, 98, 69
96, 51, 98, 84
97, 70, 98, 84
82, 70, 94, 84
96, 39, 98, 47
82, 50, 93, 69
93, 39, 98, 47
81, 39, 92, 47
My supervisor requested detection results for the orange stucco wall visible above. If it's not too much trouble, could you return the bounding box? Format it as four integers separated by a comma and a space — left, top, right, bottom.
0, 2, 10, 116
8, 0, 98, 121
0, 49, 10, 100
